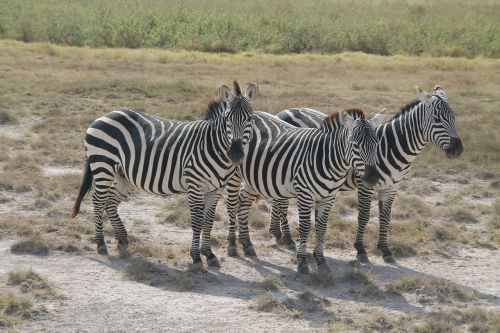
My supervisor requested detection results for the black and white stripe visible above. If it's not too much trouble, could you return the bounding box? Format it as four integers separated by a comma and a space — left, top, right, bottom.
72, 81, 258, 267
270, 85, 463, 263
226, 110, 383, 274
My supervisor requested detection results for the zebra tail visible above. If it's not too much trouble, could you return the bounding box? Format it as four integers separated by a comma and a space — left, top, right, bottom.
71, 158, 92, 218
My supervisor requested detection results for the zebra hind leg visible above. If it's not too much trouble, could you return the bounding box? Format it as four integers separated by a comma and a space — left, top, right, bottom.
187, 189, 205, 268
91, 177, 114, 255
296, 195, 314, 274
278, 200, 296, 251
105, 175, 132, 252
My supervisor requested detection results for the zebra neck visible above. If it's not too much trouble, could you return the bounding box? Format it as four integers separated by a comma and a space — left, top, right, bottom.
384, 103, 429, 167
207, 117, 232, 165
323, 130, 350, 174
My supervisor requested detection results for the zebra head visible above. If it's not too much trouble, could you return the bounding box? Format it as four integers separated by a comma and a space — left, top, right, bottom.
219, 81, 258, 165
417, 86, 463, 159
340, 110, 384, 188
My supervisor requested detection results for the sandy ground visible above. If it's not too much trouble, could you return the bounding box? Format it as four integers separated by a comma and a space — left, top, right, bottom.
1, 184, 499, 332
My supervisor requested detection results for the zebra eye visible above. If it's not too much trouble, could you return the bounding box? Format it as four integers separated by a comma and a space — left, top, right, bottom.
433, 116, 442, 123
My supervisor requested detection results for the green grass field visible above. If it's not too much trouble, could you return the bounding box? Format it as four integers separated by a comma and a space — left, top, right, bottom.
0, 0, 499, 57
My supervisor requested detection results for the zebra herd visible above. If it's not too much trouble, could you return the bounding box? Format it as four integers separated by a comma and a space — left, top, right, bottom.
72, 81, 463, 275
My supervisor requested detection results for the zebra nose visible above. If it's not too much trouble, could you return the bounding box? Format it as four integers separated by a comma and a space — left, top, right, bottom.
362, 165, 379, 188
227, 139, 244, 165
445, 137, 463, 159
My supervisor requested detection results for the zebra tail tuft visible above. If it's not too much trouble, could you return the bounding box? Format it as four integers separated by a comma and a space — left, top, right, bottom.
71, 159, 92, 218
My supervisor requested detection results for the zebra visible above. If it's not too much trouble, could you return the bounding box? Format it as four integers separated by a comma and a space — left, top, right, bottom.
225, 109, 384, 275
71, 81, 258, 268
270, 85, 463, 263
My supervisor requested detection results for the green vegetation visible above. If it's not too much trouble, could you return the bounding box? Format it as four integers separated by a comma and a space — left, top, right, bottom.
0, 0, 499, 57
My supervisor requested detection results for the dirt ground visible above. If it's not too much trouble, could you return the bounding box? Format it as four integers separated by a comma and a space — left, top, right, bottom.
1, 41, 499, 332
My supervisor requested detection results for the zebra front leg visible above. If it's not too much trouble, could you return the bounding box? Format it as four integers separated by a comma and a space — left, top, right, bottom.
296, 195, 314, 274
187, 189, 206, 267
377, 189, 397, 263
271, 199, 295, 250
354, 187, 375, 263
313, 198, 334, 276
201, 190, 222, 267
237, 186, 259, 256
269, 199, 283, 243
226, 171, 242, 257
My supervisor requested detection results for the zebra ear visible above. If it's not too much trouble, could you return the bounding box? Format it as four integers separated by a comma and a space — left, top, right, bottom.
416, 86, 432, 107
340, 112, 356, 131
245, 83, 259, 101
369, 110, 385, 127
219, 85, 235, 102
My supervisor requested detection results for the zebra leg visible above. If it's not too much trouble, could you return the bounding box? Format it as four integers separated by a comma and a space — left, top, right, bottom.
354, 187, 375, 263
271, 199, 295, 250
104, 175, 132, 251
377, 189, 397, 263
313, 198, 334, 276
201, 190, 222, 267
226, 171, 242, 257
187, 188, 206, 267
91, 173, 115, 255
296, 194, 314, 274
237, 186, 259, 256
92, 192, 108, 255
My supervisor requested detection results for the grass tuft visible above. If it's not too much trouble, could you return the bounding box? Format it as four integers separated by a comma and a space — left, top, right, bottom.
388, 276, 475, 304
258, 275, 283, 291
0, 292, 39, 327
7, 269, 61, 300
10, 236, 51, 256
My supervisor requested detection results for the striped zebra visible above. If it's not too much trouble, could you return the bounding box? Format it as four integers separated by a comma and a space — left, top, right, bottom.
270, 86, 463, 263
71, 81, 258, 268
226, 109, 384, 275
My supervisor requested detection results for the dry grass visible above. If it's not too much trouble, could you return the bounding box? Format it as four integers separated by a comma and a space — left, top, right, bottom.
10, 236, 51, 256
160, 196, 191, 229
258, 275, 283, 291
7, 269, 61, 300
388, 276, 476, 304
0, 292, 37, 328
415, 307, 500, 333
250, 293, 302, 319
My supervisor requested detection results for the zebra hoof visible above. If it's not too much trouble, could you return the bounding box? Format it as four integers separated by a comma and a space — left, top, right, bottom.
297, 262, 310, 275
207, 257, 221, 268
97, 244, 108, 256
284, 239, 297, 251
383, 254, 396, 263
227, 245, 238, 257
243, 244, 257, 257
356, 253, 370, 264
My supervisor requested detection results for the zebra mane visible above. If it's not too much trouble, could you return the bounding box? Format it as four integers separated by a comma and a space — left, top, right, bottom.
233, 80, 242, 96
204, 100, 227, 121
390, 100, 421, 121
322, 108, 365, 129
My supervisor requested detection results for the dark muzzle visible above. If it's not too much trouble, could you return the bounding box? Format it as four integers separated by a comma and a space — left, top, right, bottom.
445, 137, 463, 159
227, 139, 244, 165
362, 165, 379, 188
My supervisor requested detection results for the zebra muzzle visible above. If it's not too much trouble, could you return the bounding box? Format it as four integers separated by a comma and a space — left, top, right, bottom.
445, 137, 463, 159
227, 139, 244, 165
362, 165, 379, 188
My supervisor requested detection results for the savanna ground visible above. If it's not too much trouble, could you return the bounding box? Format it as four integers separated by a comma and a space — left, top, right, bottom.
0, 40, 499, 332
